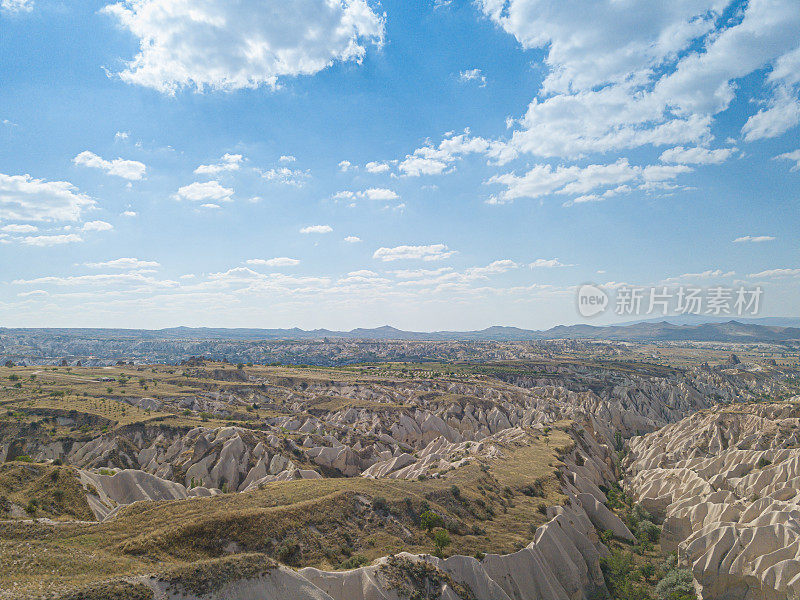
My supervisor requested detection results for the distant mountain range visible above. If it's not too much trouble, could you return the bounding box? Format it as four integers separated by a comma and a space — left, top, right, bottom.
3, 320, 800, 343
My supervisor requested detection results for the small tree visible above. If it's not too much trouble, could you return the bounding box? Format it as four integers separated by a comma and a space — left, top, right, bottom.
420, 510, 444, 532
433, 529, 451, 557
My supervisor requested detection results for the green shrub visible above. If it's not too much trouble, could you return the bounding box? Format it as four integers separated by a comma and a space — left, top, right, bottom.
372, 496, 387, 511
636, 520, 661, 544
420, 510, 444, 532
339, 555, 368, 570
654, 568, 695, 600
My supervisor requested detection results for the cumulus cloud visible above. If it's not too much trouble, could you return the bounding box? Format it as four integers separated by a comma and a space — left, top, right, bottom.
733, 235, 775, 243
20, 233, 83, 246
742, 47, 800, 141
399, 130, 517, 176
121, 210, 138, 217
344, 235, 361, 243
775, 149, 800, 171
464, 259, 518, 278
1, 224, 37, 233
17, 290, 49, 298
338, 160, 353, 172
73, 151, 146, 180
260, 166, 309, 187
174, 180, 233, 202
194, 153, 243, 175
334, 188, 399, 202
487, 158, 690, 204
474, 0, 800, 160
659, 146, 735, 165
365, 161, 390, 173
0, 173, 95, 222
103, 0, 385, 93
246, 257, 300, 267
459, 68, 486, 87
299, 224, 332, 234
85, 257, 160, 269
373, 243, 457, 262
82, 220, 114, 232
529, 258, 573, 268
279, 155, 296, 163
1, 0, 32, 13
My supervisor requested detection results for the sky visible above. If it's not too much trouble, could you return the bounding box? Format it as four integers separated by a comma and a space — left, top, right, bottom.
0, 0, 798, 331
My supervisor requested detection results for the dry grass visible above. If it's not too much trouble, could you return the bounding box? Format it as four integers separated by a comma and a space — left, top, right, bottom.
0, 427, 571, 597
0, 462, 95, 521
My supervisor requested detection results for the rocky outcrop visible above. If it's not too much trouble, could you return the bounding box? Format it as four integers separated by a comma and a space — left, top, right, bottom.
625, 401, 800, 599
78, 468, 218, 520
136, 501, 612, 600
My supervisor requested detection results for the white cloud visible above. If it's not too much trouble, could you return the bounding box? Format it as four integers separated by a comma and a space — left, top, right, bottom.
373, 243, 457, 262
121, 210, 138, 217
85, 257, 160, 269
114, 131, 130, 141
1, 0, 32, 13
334, 187, 399, 202
279, 155, 296, 163
338, 160, 353, 172
733, 235, 775, 243
194, 153, 243, 175
659, 146, 735, 165
174, 180, 233, 202
73, 151, 146, 180
529, 258, 573, 268
1, 224, 37, 233
13, 272, 178, 287
392, 267, 453, 279
344, 235, 361, 243
399, 130, 517, 176
82, 220, 114, 232
103, 0, 385, 93
665, 269, 736, 282
487, 158, 689, 204
246, 257, 300, 267
775, 149, 800, 171
201, 203, 221, 209
17, 290, 49, 298
742, 47, 800, 141
459, 68, 486, 87
20, 233, 83, 246
0, 173, 95, 222
748, 268, 800, 278
260, 166, 309, 186
464, 259, 518, 278
742, 90, 800, 142
346, 269, 378, 278
475, 0, 800, 159
300, 224, 332, 234
365, 161, 390, 173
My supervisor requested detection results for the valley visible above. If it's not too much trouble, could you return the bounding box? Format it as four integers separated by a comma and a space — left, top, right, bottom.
0, 345, 798, 599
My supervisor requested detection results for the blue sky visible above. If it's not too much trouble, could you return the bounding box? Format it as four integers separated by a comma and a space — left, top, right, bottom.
0, 0, 798, 330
